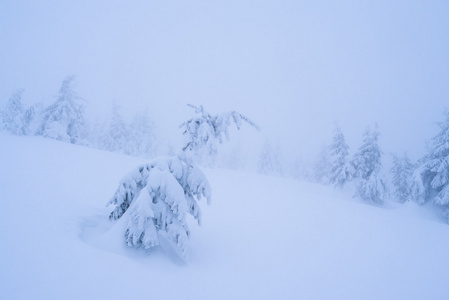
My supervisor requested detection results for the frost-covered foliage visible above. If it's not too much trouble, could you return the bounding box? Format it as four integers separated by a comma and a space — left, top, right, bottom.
313, 146, 331, 184
180, 104, 259, 165
390, 153, 414, 202
108, 155, 211, 259
328, 124, 353, 187
257, 140, 283, 176
352, 126, 385, 204
411, 112, 449, 216
38, 75, 88, 145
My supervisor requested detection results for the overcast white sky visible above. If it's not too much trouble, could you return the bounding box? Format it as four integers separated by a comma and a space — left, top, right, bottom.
1, 0, 449, 161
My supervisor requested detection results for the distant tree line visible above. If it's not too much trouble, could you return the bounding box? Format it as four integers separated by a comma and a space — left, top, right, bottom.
314, 114, 449, 222
0, 75, 158, 158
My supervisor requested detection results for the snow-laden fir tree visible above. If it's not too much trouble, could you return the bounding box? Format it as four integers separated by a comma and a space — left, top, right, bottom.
1, 89, 25, 135
328, 124, 354, 187
390, 153, 414, 202
351, 126, 385, 204
257, 140, 283, 176
108, 104, 259, 259
38, 75, 88, 145
1, 89, 41, 136
180, 104, 259, 166
108, 155, 211, 259
411, 111, 449, 220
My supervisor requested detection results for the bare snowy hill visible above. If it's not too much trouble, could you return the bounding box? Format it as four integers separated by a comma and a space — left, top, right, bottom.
1, 133, 449, 300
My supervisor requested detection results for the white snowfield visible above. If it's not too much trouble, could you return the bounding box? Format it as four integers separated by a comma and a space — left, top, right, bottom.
1, 133, 449, 300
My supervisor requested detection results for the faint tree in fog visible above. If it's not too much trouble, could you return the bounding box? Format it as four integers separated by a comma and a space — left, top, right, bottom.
98, 106, 158, 158
100, 105, 129, 153
313, 146, 331, 184
125, 110, 158, 158
257, 140, 283, 176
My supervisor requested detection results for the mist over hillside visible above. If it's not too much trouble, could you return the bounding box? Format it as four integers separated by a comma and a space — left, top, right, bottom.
2, 1, 449, 162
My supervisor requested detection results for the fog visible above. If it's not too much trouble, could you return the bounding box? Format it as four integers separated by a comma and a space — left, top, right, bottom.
1, 0, 449, 162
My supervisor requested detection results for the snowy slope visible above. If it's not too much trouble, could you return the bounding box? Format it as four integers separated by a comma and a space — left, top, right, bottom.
1, 133, 449, 300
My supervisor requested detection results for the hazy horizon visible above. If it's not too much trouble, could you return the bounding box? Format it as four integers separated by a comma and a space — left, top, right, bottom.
2, 0, 449, 161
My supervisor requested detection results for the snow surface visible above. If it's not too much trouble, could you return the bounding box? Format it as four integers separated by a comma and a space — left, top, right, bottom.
1, 133, 449, 299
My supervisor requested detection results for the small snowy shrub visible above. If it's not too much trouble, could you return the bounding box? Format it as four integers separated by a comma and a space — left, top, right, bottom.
108, 155, 211, 259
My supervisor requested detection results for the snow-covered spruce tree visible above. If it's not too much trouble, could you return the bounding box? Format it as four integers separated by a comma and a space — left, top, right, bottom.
38, 75, 88, 145
108, 155, 211, 259
21, 102, 42, 135
180, 104, 259, 166
351, 126, 385, 204
107, 104, 258, 259
328, 124, 354, 187
257, 140, 283, 176
1, 89, 40, 136
411, 111, 449, 220
1, 89, 25, 135
390, 153, 414, 202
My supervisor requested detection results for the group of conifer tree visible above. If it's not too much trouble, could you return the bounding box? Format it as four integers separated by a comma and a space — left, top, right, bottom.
320, 116, 449, 222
